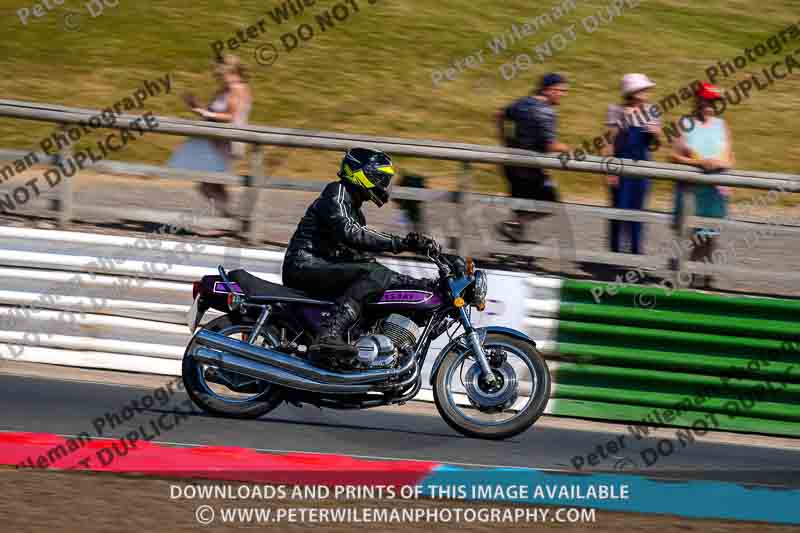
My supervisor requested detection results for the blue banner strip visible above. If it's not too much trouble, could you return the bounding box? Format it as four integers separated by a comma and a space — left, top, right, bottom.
420, 466, 800, 524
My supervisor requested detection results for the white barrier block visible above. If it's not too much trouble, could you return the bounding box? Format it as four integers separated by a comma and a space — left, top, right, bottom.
0, 344, 181, 376
0, 331, 184, 359
0, 226, 285, 263
524, 298, 560, 318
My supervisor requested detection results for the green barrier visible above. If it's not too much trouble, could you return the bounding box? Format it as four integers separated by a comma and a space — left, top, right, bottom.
556, 342, 798, 384
549, 398, 800, 437
557, 321, 796, 364
563, 280, 800, 322
553, 361, 800, 404
553, 383, 800, 422
558, 302, 800, 341
532, 278, 800, 438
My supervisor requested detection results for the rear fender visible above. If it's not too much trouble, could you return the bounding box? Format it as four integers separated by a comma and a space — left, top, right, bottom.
428, 326, 537, 385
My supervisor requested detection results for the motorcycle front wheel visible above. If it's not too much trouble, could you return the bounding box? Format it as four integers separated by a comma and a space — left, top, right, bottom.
182, 315, 285, 419
432, 332, 551, 440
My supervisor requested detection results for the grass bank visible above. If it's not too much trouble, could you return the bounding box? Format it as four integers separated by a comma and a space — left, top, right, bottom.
0, 0, 798, 206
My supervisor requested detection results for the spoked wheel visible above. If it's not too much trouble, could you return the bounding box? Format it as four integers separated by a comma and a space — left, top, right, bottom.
182, 315, 286, 419
433, 333, 550, 440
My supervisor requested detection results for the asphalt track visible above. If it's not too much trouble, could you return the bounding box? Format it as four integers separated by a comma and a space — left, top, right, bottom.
1, 370, 798, 488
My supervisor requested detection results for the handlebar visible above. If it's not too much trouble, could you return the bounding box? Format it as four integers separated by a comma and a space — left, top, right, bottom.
427, 243, 451, 277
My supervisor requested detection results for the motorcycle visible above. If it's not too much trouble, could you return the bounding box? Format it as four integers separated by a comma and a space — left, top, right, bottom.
182, 245, 550, 440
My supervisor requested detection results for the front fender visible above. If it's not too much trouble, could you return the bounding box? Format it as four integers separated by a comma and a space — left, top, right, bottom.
428, 326, 537, 385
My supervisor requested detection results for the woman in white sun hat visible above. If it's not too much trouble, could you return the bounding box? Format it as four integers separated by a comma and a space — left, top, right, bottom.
603, 73, 663, 255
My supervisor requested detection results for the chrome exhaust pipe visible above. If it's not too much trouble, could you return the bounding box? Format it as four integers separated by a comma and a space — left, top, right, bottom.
192, 347, 375, 394
193, 329, 415, 385
375, 357, 420, 391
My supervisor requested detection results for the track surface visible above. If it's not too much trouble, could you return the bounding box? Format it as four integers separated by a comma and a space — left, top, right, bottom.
1, 372, 798, 488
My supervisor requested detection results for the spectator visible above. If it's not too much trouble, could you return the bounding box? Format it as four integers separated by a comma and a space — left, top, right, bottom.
169, 54, 252, 225
604, 73, 662, 255
392, 172, 427, 235
496, 73, 570, 243
670, 82, 735, 288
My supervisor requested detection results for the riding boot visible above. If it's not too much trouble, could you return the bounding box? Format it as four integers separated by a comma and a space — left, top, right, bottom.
308, 299, 360, 366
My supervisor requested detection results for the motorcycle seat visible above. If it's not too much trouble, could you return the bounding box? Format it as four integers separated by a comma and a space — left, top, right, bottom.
228, 269, 333, 305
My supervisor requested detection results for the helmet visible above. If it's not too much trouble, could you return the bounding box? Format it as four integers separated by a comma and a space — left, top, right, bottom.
338, 148, 396, 207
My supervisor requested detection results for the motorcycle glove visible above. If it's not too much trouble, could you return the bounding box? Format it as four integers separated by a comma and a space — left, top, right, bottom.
402, 232, 437, 253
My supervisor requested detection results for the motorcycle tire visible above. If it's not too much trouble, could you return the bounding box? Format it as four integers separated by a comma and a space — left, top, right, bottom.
182, 315, 285, 419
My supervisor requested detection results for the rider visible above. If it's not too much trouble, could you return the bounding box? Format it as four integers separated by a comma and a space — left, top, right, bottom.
282, 147, 438, 365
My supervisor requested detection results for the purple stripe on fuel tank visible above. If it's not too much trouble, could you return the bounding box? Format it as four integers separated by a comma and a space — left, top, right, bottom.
213, 282, 244, 295
377, 290, 442, 305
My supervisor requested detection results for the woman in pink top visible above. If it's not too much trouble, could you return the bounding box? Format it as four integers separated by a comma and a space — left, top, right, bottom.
172, 55, 253, 221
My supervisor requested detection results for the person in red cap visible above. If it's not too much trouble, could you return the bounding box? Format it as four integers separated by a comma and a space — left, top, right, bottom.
670, 82, 736, 288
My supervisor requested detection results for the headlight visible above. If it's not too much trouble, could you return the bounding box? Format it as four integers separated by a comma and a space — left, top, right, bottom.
471, 270, 488, 307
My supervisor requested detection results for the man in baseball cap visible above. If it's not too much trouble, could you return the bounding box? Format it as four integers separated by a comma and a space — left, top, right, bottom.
496, 72, 571, 243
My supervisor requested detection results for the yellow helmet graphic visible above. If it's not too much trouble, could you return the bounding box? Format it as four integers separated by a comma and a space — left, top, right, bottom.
338, 148, 396, 206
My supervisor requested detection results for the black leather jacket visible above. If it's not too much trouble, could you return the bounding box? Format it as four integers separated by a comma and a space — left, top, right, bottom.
285, 181, 402, 265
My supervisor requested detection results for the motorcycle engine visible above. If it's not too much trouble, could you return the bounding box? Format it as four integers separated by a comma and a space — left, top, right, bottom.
354, 314, 421, 369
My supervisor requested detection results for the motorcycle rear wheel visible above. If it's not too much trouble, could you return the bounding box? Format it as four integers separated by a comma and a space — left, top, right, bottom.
182, 315, 285, 419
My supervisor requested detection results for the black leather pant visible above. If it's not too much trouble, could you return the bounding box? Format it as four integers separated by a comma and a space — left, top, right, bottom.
283, 255, 433, 311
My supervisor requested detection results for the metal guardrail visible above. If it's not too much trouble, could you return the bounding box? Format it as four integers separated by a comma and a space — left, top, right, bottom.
1, 99, 800, 283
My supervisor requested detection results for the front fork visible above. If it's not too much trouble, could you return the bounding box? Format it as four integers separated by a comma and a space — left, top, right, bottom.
459, 308, 497, 385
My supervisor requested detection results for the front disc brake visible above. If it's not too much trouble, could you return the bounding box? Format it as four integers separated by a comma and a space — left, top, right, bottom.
463, 360, 519, 413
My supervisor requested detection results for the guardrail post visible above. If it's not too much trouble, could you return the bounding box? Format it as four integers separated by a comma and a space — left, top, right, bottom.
241, 144, 267, 244
671, 182, 694, 285
455, 161, 473, 257
673, 208, 686, 275
52, 124, 73, 227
